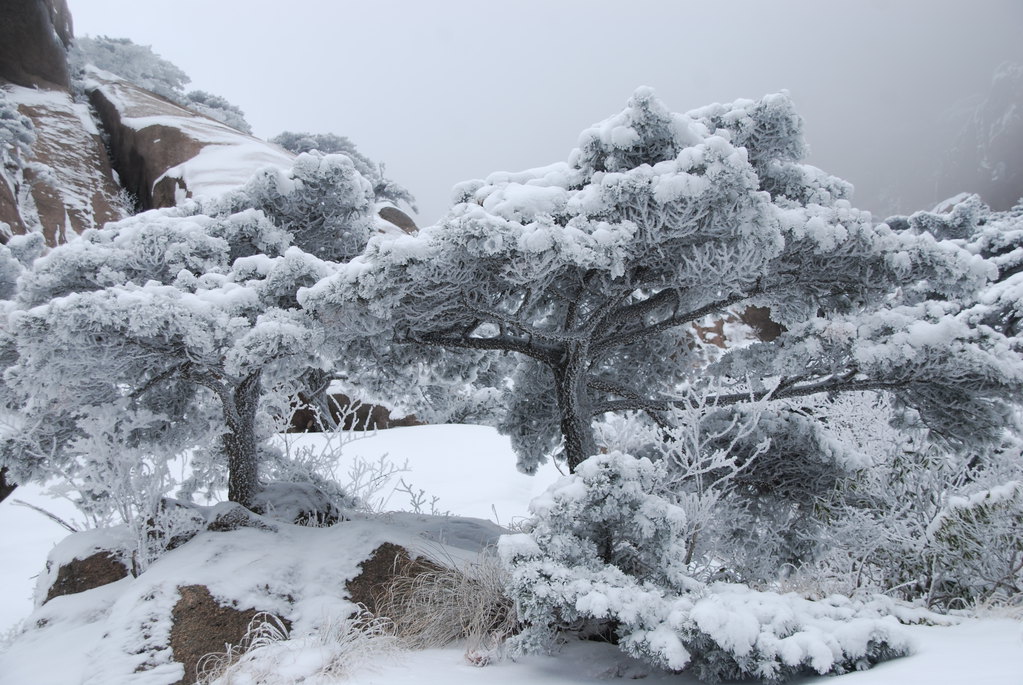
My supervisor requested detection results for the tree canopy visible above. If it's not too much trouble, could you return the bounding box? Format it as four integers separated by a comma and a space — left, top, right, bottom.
1, 153, 379, 507
302, 89, 1021, 473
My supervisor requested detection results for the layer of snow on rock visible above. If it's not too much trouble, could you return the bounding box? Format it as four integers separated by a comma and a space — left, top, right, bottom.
83, 68, 294, 205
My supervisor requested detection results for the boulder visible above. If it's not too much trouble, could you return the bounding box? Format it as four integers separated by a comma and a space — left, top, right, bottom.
738, 305, 784, 342
84, 69, 295, 211
170, 584, 290, 685
43, 550, 130, 603
378, 205, 418, 234
346, 542, 445, 615
2, 85, 125, 244
249, 481, 346, 527
288, 392, 423, 433
205, 502, 279, 534
0, 0, 73, 90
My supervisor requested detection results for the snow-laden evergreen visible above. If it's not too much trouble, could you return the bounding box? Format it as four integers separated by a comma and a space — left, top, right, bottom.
0, 153, 383, 509
302, 88, 1020, 475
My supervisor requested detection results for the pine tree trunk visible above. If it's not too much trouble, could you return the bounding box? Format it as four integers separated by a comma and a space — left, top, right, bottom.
222, 372, 263, 508
0, 467, 15, 503
552, 347, 597, 472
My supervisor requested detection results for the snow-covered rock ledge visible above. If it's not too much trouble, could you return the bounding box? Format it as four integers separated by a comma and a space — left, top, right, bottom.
0, 512, 503, 684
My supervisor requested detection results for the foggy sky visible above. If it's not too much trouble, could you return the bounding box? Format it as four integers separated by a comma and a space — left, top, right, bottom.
67, 0, 1023, 225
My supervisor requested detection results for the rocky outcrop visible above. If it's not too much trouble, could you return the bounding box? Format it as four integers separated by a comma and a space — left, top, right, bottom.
42, 550, 130, 603
345, 542, 445, 615
288, 393, 423, 433
84, 69, 295, 211
2, 85, 125, 244
170, 585, 289, 685
378, 205, 418, 234
0, 0, 73, 90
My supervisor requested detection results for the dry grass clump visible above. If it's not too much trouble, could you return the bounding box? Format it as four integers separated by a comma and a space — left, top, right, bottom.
373, 548, 518, 663
195, 609, 399, 684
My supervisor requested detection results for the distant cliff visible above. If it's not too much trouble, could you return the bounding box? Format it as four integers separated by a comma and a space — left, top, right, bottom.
0, 0, 415, 247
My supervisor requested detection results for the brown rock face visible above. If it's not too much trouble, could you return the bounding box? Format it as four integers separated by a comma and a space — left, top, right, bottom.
43, 551, 130, 603
738, 305, 785, 342
85, 70, 295, 211
378, 205, 418, 234
2, 86, 125, 245
346, 542, 444, 615
0, 0, 73, 90
288, 393, 422, 433
0, 176, 29, 237
170, 585, 289, 685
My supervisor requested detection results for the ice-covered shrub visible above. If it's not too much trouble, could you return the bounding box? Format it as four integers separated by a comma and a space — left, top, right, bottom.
0, 89, 35, 162
500, 452, 911, 682
213, 152, 377, 263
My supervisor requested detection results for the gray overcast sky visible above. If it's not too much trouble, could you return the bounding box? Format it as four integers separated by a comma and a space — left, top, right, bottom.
67, 0, 1023, 225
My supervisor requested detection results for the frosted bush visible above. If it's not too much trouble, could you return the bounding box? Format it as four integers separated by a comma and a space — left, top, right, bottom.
501, 452, 911, 681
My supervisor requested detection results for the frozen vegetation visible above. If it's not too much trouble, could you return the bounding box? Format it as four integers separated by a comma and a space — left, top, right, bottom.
0, 40, 1020, 684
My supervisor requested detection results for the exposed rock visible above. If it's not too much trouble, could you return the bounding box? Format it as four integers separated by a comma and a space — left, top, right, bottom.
170, 584, 290, 685
43, 551, 130, 603
378, 205, 418, 234
0, 176, 29, 237
739, 305, 784, 342
0, 0, 73, 90
692, 306, 784, 349
346, 542, 445, 615
205, 502, 279, 533
288, 392, 423, 433
84, 69, 295, 211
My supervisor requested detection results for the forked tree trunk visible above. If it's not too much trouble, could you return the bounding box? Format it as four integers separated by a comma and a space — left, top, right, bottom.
552, 346, 597, 472
221, 372, 263, 508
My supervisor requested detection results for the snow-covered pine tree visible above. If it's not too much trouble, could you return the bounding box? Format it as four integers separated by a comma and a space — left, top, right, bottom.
302, 89, 1022, 474
271, 130, 417, 211
1, 153, 378, 508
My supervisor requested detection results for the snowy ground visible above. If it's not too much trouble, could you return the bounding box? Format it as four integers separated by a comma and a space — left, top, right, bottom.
0, 425, 1020, 684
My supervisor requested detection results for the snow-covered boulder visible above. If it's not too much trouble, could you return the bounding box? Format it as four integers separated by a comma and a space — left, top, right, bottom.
249, 481, 347, 526
1, 513, 503, 684
36, 526, 134, 605
84, 68, 296, 210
